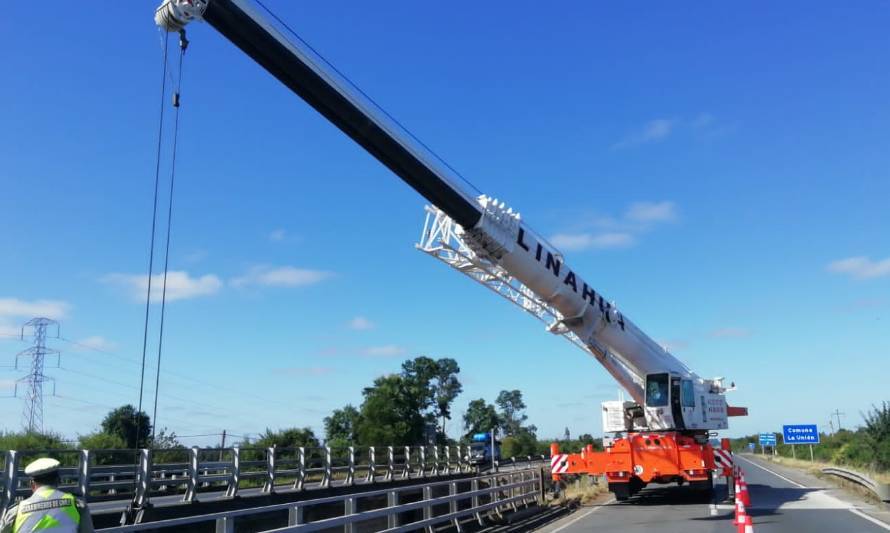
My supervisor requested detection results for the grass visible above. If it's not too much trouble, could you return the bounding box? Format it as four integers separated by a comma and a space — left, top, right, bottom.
757, 454, 890, 484
554, 475, 608, 506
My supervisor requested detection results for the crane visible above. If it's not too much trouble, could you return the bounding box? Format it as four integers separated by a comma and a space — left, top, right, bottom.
154, 0, 746, 500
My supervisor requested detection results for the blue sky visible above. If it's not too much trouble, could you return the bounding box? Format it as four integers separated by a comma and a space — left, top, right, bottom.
1, 1, 888, 446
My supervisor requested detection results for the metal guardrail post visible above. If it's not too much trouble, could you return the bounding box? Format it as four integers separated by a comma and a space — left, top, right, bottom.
387, 490, 400, 528
263, 446, 276, 493
288, 503, 304, 526
344, 496, 356, 533
3, 451, 20, 510
184, 447, 199, 502
423, 484, 433, 530
402, 446, 410, 479
77, 450, 90, 499
346, 446, 355, 486
471, 478, 483, 526
133, 448, 152, 508
445, 447, 452, 475
226, 447, 240, 498
449, 481, 462, 532
322, 446, 332, 488
215, 516, 235, 533
367, 447, 376, 483
419, 447, 426, 478
294, 447, 305, 491
386, 446, 394, 481
433, 447, 441, 476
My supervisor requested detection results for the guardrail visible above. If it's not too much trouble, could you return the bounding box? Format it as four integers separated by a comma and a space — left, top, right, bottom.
821, 467, 890, 502
2, 445, 511, 510
98, 467, 544, 532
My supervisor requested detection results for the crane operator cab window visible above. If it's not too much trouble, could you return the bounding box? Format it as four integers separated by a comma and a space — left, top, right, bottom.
645, 373, 669, 407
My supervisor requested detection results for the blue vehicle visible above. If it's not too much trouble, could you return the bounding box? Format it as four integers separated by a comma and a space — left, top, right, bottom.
468, 433, 500, 466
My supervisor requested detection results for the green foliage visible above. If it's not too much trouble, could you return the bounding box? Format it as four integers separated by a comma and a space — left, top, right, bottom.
357, 374, 424, 446
863, 402, 890, 470
78, 432, 126, 450
0, 431, 70, 452
462, 399, 500, 440
501, 428, 538, 458
324, 405, 361, 447
252, 427, 319, 449
496, 390, 528, 436
101, 404, 151, 448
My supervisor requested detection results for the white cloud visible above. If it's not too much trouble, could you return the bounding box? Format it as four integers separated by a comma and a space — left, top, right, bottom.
103, 271, 222, 302
231, 266, 333, 288
269, 229, 286, 242
710, 327, 751, 339
659, 339, 690, 352
625, 201, 677, 223
360, 345, 407, 358
550, 232, 635, 252
0, 298, 69, 320
348, 316, 375, 330
827, 256, 890, 280
72, 336, 117, 352
612, 119, 674, 149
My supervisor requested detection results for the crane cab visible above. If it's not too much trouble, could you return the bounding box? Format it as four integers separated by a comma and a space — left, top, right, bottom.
644, 373, 728, 431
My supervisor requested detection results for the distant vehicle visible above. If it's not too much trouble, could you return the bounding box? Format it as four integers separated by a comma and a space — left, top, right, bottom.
467, 433, 499, 467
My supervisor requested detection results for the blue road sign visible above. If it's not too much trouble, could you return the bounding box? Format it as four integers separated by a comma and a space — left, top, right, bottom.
783, 424, 820, 444
747, 443, 756, 452
759, 433, 777, 445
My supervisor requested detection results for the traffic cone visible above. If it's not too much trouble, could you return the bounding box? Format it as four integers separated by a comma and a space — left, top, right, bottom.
734, 499, 746, 525
743, 515, 754, 532
738, 479, 751, 506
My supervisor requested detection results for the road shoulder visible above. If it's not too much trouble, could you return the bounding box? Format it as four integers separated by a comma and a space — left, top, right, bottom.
737, 453, 890, 529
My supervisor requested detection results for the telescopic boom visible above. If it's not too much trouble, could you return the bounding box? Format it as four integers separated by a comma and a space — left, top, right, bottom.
156, 0, 740, 431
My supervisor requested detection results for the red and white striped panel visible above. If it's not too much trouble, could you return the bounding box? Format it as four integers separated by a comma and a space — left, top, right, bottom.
713, 449, 733, 471
550, 454, 570, 474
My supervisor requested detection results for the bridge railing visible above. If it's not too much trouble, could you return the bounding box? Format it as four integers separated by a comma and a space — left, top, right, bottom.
1, 445, 496, 509
98, 467, 544, 532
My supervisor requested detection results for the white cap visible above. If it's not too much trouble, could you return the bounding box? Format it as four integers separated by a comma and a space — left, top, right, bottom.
24, 458, 60, 477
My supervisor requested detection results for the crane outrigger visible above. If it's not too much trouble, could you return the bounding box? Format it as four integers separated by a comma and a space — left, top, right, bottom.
154, 0, 746, 500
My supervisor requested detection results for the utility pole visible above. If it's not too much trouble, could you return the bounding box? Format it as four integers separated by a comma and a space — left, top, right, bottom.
15, 318, 60, 433
828, 419, 834, 434
831, 409, 845, 431
219, 430, 227, 461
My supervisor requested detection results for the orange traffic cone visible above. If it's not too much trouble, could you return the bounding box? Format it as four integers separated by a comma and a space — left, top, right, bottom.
734, 499, 746, 525
738, 480, 751, 506
742, 515, 754, 532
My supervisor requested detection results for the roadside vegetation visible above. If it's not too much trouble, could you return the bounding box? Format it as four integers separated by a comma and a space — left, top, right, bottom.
731, 402, 890, 480
2, 355, 604, 456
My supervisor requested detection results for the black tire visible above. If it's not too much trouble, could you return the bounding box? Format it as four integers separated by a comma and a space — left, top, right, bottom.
609, 482, 630, 501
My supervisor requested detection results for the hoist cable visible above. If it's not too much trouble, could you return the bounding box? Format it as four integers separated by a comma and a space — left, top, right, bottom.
136, 30, 170, 448
151, 30, 188, 441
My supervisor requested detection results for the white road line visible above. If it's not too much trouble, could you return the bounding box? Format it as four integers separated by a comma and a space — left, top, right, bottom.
736, 455, 890, 531
548, 504, 607, 533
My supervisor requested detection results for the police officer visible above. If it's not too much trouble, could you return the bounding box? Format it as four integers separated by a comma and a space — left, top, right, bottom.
0, 458, 94, 533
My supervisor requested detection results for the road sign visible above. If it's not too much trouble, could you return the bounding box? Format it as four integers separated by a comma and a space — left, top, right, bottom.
782, 424, 820, 444
747, 443, 756, 452
759, 433, 776, 445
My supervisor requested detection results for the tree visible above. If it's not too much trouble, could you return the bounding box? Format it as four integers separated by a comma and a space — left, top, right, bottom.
401, 356, 463, 438
101, 405, 151, 448
356, 374, 424, 445
462, 399, 500, 439
324, 405, 362, 448
564, 427, 571, 441
501, 427, 538, 457
432, 358, 462, 435
496, 390, 528, 436
862, 402, 890, 470
253, 427, 319, 449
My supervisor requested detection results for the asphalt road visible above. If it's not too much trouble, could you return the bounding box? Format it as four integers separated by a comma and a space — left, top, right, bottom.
536, 454, 890, 533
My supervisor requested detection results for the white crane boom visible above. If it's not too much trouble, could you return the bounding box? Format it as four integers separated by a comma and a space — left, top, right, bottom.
155, 0, 739, 432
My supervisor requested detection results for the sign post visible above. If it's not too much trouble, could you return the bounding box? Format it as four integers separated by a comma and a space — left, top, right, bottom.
759, 433, 777, 455
782, 424, 820, 461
